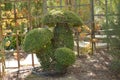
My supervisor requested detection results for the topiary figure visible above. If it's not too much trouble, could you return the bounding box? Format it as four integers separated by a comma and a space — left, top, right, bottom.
23, 28, 53, 70
53, 24, 74, 49
54, 47, 76, 72
23, 28, 53, 52
42, 10, 83, 27
42, 10, 83, 50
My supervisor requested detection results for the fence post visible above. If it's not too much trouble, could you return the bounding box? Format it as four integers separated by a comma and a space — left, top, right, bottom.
90, 0, 95, 55
0, 2, 5, 77
105, 0, 109, 50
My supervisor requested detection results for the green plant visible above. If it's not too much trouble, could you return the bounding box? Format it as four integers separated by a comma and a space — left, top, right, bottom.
4, 35, 21, 50
42, 10, 83, 50
23, 28, 53, 53
42, 10, 83, 27
103, 0, 120, 76
54, 47, 76, 72
0, 54, 3, 60
35, 44, 54, 71
109, 60, 120, 74
23, 28, 53, 70
53, 24, 74, 49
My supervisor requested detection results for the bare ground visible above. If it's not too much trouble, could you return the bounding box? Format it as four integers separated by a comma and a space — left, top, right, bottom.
25, 49, 119, 80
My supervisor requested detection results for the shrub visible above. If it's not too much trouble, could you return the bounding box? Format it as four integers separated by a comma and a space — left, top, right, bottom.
54, 47, 76, 71
109, 60, 120, 75
23, 28, 53, 70
35, 44, 54, 71
23, 28, 53, 53
53, 25, 74, 49
42, 10, 83, 50
42, 10, 83, 27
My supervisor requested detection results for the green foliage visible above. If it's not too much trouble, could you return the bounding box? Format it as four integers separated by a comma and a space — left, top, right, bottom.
23, 28, 76, 72
54, 47, 76, 71
31, 0, 43, 28
36, 44, 53, 71
42, 10, 83, 50
104, 0, 120, 59
23, 28, 53, 53
5, 3, 12, 10
104, 0, 120, 75
63, 11, 83, 26
23, 28, 53, 70
23, 10, 79, 72
42, 10, 83, 27
0, 54, 3, 60
4, 36, 21, 50
109, 60, 120, 74
53, 25, 74, 49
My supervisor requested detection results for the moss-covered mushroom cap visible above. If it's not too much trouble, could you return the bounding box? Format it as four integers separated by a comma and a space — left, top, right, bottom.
42, 10, 83, 27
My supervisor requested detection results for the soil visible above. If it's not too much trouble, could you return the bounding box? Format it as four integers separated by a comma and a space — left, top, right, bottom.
25, 49, 119, 80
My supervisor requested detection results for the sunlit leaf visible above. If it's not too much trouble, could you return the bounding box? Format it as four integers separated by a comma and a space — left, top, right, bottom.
5, 41, 11, 47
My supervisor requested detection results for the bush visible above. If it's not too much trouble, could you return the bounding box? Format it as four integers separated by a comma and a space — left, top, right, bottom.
42, 10, 83, 27
23, 28, 53, 53
53, 25, 74, 49
109, 60, 120, 75
23, 28, 53, 71
36, 44, 54, 71
54, 47, 76, 71
42, 10, 83, 50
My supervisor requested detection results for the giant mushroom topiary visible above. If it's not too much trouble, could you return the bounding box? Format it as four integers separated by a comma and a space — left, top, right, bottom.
42, 10, 83, 50
23, 10, 83, 75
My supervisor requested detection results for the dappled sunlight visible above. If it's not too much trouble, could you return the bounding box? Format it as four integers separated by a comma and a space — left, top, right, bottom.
69, 49, 117, 80
87, 71, 96, 77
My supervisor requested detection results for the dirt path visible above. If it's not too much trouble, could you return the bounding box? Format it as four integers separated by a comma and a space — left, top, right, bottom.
69, 50, 117, 80
25, 50, 118, 80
